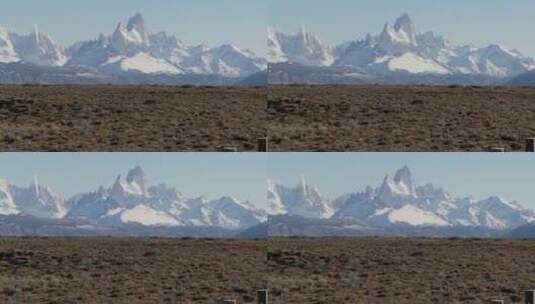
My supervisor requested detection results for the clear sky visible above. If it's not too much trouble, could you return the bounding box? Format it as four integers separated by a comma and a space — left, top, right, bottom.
0, 0, 266, 55
269, 153, 535, 209
269, 0, 535, 58
0, 153, 267, 208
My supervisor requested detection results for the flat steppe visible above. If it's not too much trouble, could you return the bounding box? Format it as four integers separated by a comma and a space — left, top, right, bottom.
269, 237, 535, 304
268, 85, 535, 151
0, 85, 266, 151
0, 237, 266, 304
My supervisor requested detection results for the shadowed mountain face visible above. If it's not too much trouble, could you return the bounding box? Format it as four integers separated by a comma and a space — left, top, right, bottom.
269, 14, 535, 85
506, 222, 535, 238
508, 71, 535, 86
269, 166, 535, 236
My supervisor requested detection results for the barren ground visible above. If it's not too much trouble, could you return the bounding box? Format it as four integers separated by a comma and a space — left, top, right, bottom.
0, 238, 266, 304
268, 85, 535, 151
0, 85, 266, 151
268, 237, 535, 304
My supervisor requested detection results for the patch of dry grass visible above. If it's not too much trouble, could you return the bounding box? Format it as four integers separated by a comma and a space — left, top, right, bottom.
1, 237, 533, 303
0, 85, 266, 151
268, 237, 535, 304
0, 237, 267, 304
268, 85, 535, 151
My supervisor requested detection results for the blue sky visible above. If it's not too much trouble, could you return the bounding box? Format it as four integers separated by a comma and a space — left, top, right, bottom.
269, 153, 535, 209
0, 0, 266, 54
0, 153, 267, 207
269, 0, 535, 57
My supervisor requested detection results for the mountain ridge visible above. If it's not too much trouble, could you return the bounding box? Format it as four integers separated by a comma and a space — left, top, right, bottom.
0, 166, 266, 234
269, 14, 535, 84
269, 166, 535, 234
0, 14, 265, 82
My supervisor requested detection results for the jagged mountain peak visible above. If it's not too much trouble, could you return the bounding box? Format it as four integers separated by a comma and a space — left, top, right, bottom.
267, 27, 334, 66
0, 25, 9, 36
31, 24, 40, 39
378, 14, 418, 47
298, 175, 307, 192
0, 26, 19, 63
3, 25, 66, 66
149, 31, 181, 48
267, 167, 535, 232
267, 13, 535, 80
259, 165, 533, 236
415, 183, 451, 201
0, 176, 66, 219
268, 178, 334, 219
61, 168, 264, 230
1, 14, 264, 79
394, 13, 416, 42
393, 165, 415, 194
299, 24, 307, 37
377, 168, 415, 200
127, 13, 146, 32
211, 195, 239, 206
109, 167, 148, 198
114, 22, 123, 34
0, 177, 17, 214
97, 185, 107, 196
126, 13, 149, 44
126, 166, 146, 182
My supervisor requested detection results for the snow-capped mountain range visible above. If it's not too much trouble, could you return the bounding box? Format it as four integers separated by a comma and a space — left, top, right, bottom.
268, 166, 535, 231
269, 13, 535, 80
0, 14, 265, 79
268, 176, 334, 218
0, 166, 266, 231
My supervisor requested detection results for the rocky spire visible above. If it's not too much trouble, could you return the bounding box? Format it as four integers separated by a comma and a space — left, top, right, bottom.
394, 13, 417, 45
394, 165, 415, 195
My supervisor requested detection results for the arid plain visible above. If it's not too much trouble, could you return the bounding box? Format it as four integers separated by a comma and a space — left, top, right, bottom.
0, 85, 266, 151
269, 237, 535, 304
268, 85, 535, 151
0, 237, 266, 304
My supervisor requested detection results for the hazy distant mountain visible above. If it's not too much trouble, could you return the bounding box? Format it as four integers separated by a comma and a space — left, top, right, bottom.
0, 166, 266, 236
507, 71, 535, 86
268, 214, 379, 237
0, 176, 66, 218
505, 222, 535, 238
66, 14, 265, 78
0, 214, 238, 237
268, 177, 334, 218
269, 14, 535, 85
10, 26, 67, 66
267, 214, 501, 238
236, 222, 268, 239
0, 14, 266, 84
235, 69, 267, 86
333, 166, 534, 230
0, 61, 240, 85
0, 25, 66, 66
270, 166, 535, 236
267, 26, 334, 66
3, 164, 534, 238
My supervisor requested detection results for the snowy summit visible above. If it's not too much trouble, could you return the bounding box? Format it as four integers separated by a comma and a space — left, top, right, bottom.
269, 166, 535, 230
0, 14, 266, 79
269, 13, 535, 78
